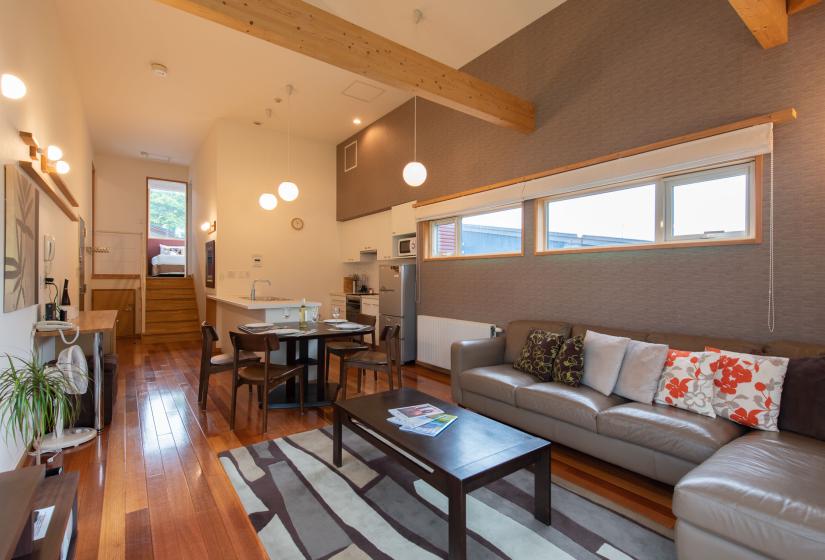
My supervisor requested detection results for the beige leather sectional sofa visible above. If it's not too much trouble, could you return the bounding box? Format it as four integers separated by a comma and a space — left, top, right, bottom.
451, 320, 825, 560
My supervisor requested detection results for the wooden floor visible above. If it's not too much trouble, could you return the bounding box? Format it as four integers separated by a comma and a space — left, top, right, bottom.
61, 339, 675, 559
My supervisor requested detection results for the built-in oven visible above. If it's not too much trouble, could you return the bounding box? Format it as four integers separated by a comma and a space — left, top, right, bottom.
346, 295, 361, 321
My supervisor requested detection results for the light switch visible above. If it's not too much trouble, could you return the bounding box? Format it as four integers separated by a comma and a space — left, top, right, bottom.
252, 254, 263, 268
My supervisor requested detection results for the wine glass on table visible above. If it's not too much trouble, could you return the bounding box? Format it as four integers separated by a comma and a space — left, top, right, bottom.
283, 306, 290, 325
332, 305, 340, 321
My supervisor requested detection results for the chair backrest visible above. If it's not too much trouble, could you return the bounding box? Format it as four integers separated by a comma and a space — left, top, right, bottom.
354, 313, 377, 345
201, 321, 219, 370
229, 331, 280, 355
379, 324, 401, 366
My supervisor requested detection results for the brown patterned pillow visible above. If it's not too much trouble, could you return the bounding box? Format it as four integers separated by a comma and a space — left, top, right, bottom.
553, 336, 585, 386
513, 328, 565, 381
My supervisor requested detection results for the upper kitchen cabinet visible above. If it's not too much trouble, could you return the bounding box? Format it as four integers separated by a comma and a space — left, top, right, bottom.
391, 201, 416, 237
339, 209, 392, 262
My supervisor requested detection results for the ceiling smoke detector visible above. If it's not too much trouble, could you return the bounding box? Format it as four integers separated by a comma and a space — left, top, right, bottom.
150, 62, 169, 78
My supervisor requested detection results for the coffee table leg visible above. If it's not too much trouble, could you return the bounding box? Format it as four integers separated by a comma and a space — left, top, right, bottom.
448, 479, 467, 560
333, 407, 343, 468
534, 447, 551, 524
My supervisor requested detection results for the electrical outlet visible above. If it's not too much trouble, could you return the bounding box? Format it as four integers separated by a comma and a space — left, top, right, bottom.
240, 270, 250, 279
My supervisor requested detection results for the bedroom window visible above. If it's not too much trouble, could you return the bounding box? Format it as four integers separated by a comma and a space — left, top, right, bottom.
427, 205, 523, 259
536, 159, 758, 254
148, 179, 187, 240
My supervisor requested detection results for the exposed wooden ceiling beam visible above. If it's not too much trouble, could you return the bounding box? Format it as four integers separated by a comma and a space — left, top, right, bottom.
155, 0, 535, 133
729, 0, 788, 48
729, 0, 820, 48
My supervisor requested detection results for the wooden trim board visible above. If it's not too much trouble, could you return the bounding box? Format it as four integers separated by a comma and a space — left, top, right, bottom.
48, 172, 79, 207
156, 0, 535, 132
18, 160, 78, 221
414, 108, 796, 208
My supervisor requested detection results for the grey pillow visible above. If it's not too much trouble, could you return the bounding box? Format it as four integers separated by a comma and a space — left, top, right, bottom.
581, 331, 631, 396
614, 340, 669, 403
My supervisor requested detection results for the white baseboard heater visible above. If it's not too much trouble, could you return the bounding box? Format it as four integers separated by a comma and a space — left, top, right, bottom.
417, 315, 497, 372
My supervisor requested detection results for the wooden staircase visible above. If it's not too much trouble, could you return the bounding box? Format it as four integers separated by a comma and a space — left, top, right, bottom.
143, 276, 200, 344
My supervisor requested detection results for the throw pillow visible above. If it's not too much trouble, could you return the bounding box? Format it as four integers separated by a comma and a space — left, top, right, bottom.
654, 349, 716, 417
778, 357, 825, 441
552, 336, 585, 386
706, 347, 789, 431
581, 331, 631, 396
613, 340, 669, 403
513, 328, 565, 381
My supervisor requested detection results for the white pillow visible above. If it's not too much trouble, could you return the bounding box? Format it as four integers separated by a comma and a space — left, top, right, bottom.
613, 340, 669, 403
159, 244, 184, 256
581, 331, 631, 396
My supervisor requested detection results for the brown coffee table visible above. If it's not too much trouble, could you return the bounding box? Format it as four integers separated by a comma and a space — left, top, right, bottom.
333, 388, 551, 560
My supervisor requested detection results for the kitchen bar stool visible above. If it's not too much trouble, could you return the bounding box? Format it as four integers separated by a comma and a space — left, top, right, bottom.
325, 312, 376, 388
229, 332, 305, 433
198, 322, 260, 410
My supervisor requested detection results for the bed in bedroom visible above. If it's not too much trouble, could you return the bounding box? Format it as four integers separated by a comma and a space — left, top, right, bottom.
150, 244, 185, 276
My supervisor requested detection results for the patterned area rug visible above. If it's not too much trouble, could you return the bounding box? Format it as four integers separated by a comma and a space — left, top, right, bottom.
219, 427, 675, 559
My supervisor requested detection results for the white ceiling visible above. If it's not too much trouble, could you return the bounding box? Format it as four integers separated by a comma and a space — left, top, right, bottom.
54, 0, 565, 164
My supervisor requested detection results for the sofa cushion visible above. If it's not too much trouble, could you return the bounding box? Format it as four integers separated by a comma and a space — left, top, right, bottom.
515, 382, 626, 432
460, 364, 537, 405
552, 335, 585, 386
582, 330, 630, 396
597, 402, 747, 464
571, 324, 648, 342
614, 339, 669, 404
505, 321, 571, 363
654, 349, 717, 418
674, 431, 825, 560
778, 357, 825, 441
512, 328, 565, 381
763, 340, 825, 358
646, 332, 761, 355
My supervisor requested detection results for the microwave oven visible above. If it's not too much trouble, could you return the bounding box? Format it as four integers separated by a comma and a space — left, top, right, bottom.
396, 236, 417, 257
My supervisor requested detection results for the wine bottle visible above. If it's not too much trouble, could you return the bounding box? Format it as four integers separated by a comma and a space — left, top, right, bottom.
61, 278, 71, 306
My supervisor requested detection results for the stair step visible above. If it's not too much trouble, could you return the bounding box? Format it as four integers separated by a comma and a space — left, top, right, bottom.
146, 277, 193, 289
145, 309, 199, 323
146, 299, 197, 311
146, 288, 196, 301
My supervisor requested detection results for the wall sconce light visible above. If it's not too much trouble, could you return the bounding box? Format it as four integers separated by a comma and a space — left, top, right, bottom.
55, 161, 70, 175
1, 73, 26, 100
200, 220, 217, 234
46, 145, 63, 161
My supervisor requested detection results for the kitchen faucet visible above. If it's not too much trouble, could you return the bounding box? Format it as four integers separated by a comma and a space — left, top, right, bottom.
250, 279, 271, 301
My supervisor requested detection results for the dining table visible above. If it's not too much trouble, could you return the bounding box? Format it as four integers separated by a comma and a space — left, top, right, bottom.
236, 321, 375, 409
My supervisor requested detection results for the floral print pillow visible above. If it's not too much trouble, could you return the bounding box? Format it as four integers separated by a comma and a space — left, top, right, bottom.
513, 328, 565, 382
706, 347, 789, 431
654, 349, 716, 417
552, 336, 585, 387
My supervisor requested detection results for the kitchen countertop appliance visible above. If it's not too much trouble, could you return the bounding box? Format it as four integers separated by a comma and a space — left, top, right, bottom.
378, 263, 417, 363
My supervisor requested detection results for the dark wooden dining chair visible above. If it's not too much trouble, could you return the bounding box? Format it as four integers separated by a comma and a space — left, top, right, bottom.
198, 322, 261, 410
229, 331, 305, 433
324, 312, 376, 382
339, 325, 401, 400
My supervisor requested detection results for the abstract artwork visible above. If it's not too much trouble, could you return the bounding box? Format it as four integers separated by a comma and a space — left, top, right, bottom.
4, 164, 38, 313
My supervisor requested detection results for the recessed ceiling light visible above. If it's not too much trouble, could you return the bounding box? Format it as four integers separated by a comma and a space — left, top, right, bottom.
150, 62, 168, 78
1, 73, 26, 100
353, 117, 362, 125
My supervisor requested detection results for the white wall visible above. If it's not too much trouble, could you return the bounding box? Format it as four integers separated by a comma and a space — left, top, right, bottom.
189, 125, 219, 320
0, 0, 94, 471
90, 154, 188, 332
190, 119, 343, 325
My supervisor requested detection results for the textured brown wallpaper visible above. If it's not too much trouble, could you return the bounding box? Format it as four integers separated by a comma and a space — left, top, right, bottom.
336, 0, 825, 344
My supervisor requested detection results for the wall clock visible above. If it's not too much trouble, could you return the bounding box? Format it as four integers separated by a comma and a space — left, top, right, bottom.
291, 217, 304, 231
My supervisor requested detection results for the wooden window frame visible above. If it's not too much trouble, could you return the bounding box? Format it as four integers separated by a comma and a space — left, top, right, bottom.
423, 204, 525, 261
534, 156, 763, 256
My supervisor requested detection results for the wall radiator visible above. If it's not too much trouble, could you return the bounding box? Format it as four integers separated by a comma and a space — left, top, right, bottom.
417, 315, 497, 371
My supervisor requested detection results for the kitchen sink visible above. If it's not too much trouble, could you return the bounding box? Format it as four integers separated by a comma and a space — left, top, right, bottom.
240, 296, 289, 301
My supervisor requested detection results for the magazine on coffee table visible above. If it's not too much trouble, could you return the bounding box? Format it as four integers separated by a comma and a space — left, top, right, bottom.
388, 403, 444, 428
387, 413, 457, 437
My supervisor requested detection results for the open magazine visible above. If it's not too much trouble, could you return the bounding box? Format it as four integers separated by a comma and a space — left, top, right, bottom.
387, 403, 457, 437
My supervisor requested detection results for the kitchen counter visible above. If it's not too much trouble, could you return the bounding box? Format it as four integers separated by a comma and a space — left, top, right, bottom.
208, 294, 321, 310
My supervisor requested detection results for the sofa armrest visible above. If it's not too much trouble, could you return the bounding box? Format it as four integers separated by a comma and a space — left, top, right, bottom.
450, 337, 506, 404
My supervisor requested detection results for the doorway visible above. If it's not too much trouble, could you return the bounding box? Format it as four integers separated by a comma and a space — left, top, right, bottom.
146, 178, 187, 277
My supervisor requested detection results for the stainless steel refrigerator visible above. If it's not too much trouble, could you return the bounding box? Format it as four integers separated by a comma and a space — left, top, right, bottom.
378, 263, 417, 363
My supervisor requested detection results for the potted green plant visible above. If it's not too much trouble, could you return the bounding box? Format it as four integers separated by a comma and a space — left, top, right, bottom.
0, 353, 82, 464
